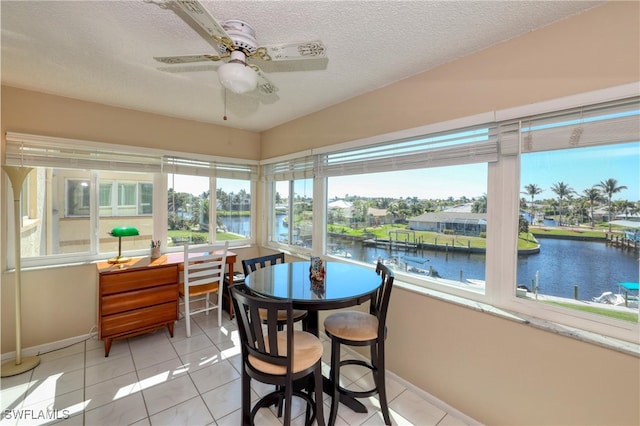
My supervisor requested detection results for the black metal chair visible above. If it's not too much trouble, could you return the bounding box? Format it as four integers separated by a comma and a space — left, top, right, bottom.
242, 253, 308, 329
230, 284, 325, 426
323, 261, 395, 425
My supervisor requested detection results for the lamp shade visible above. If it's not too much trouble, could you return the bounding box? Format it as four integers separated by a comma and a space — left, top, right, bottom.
109, 227, 139, 237
218, 61, 258, 94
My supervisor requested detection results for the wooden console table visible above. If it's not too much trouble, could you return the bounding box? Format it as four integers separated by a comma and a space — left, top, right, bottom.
96, 250, 237, 356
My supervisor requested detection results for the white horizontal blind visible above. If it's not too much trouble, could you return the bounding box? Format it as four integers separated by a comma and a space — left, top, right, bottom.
263, 155, 316, 181
316, 124, 498, 177
518, 97, 640, 153
5, 132, 162, 172
163, 156, 258, 180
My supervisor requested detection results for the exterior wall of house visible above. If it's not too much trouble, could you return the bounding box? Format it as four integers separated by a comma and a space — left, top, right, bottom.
1, 2, 639, 425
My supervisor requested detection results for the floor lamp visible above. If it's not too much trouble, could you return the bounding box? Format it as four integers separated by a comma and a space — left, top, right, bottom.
1, 165, 40, 377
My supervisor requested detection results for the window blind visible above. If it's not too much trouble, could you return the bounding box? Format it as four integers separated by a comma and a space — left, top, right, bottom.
316, 124, 499, 178
5, 132, 162, 172
4, 132, 259, 179
511, 97, 640, 154
262, 155, 316, 181
162, 156, 258, 180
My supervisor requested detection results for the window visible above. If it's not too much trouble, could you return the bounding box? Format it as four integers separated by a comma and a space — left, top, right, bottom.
516, 100, 640, 326
262, 90, 639, 343
167, 173, 210, 246
163, 156, 257, 247
264, 155, 315, 250
270, 179, 313, 247
217, 177, 252, 239
317, 122, 496, 292
326, 165, 488, 290
4, 133, 257, 267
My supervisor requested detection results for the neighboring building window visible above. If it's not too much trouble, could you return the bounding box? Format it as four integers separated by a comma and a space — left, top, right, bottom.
66, 178, 90, 217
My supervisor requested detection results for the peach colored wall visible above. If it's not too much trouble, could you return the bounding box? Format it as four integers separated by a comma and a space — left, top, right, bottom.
1, 86, 261, 159
261, 1, 640, 158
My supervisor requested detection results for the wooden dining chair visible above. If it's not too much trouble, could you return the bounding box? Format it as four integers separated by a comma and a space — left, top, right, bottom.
323, 260, 395, 425
180, 241, 228, 337
230, 284, 325, 426
242, 253, 308, 329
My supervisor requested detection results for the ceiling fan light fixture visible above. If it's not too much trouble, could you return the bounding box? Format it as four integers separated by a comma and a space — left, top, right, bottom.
218, 60, 258, 94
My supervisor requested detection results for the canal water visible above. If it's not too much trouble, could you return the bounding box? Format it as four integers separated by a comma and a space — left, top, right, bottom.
222, 215, 638, 301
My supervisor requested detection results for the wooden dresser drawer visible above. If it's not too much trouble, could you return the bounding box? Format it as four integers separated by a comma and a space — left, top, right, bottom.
101, 284, 177, 316
100, 302, 177, 338
100, 265, 177, 295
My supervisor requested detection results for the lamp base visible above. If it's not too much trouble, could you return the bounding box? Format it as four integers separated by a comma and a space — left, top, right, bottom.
1, 355, 40, 377
107, 256, 131, 264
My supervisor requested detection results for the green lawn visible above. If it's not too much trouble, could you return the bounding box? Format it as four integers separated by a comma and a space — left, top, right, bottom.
544, 301, 638, 322
329, 223, 540, 250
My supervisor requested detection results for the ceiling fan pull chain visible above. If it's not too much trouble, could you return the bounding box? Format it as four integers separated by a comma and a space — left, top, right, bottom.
223, 89, 228, 121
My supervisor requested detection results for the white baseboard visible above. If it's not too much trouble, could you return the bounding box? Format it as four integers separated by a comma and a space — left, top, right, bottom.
1, 333, 93, 362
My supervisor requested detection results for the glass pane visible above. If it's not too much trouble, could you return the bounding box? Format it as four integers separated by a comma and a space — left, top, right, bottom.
519, 142, 640, 322
99, 182, 113, 216
116, 182, 137, 216
216, 178, 251, 239
138, 183, 153, 215
99, 172, 154, 254
66, 178, 90, 216
167, 174, 209, 247
326, 164, 488, 292
293, 179, 313, 248
22, 169, 91, 256
273, 181, 290, 244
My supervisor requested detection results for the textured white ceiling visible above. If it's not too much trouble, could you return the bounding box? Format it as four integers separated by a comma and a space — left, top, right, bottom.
1, 0, 604, 132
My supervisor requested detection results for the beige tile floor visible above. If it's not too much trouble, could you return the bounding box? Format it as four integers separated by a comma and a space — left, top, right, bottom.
1, 313, 476, 425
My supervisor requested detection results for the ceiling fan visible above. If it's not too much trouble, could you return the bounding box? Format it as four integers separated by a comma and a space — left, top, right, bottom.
154, 0, 327, 96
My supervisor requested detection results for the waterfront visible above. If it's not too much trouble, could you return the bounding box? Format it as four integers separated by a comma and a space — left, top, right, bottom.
223, 214, 639, 303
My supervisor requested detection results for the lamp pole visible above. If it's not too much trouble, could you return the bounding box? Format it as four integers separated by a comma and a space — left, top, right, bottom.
1, 165, 40, 377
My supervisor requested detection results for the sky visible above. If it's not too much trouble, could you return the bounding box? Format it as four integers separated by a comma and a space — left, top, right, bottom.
521, 142, 639, 202
169, 142, 639, 203
328, 142, 639, 202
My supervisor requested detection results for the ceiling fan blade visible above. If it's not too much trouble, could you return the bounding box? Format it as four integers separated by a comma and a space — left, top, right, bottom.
254, 67, 278, 94
154, 54, 225, 64
175, 0, 233, 49
256, 41, 326, 61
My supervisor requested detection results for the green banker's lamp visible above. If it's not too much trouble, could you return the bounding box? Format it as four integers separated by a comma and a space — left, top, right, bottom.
108, 226, 139, 264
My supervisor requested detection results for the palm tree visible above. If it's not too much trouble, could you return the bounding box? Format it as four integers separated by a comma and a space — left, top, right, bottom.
551, 181, 574, 227
596, 178, 628, 231
522, 184, 543, 225
472, 194, 488, 213
582, 187, 602, 228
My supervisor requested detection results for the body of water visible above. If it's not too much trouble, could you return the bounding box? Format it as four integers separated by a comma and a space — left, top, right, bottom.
227, 214, 638, 302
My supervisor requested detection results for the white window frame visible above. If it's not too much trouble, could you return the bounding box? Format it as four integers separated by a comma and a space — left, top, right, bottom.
3, 133, 259, 267
260, 83, 639, 344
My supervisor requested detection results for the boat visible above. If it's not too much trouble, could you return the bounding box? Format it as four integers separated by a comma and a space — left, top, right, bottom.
328, 248, 352, 258
592, 282, 639, 308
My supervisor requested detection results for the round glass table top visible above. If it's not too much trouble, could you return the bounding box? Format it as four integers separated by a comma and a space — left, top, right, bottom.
244, 261, 382, 309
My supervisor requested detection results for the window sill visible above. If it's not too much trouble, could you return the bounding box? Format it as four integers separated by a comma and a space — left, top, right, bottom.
396, 279, 640, 358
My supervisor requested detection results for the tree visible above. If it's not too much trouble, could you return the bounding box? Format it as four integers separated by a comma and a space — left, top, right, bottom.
596, 178, 628, 231
551, 181, 574, 227
522, 184, 543, 225
582, 187, 602, 228
472, 194, 487, 213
